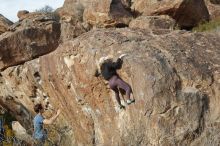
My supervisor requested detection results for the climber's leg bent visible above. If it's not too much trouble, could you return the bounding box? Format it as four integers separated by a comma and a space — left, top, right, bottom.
113, 88, 125, 109
109, 76, 125, 108
115, 76, 135, 104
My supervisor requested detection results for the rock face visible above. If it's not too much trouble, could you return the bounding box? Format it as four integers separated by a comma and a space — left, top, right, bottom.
56, 0, 89, 41
131, 0, 210, 29
129, 15, 175, 30
210, 0, 220, 4
83, 0, 132, 27
61, 0, 132, 28
57, 0, 133, 42
0, 14, 13, 35
206, 2, 220, 19
0, 0, 220, 146
0, 12, 61, 71
0, 28, 220, 145
17, 10, 29, 20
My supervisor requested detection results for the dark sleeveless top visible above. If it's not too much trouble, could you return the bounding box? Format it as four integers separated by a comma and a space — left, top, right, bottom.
100, 58, 123, 80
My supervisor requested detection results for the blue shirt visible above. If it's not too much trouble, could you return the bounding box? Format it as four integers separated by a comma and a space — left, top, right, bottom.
33, 114, 46, 141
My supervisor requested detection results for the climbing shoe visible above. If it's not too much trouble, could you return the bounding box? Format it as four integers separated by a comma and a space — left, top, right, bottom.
119, 104, 125, 109
126, 99, 135, 105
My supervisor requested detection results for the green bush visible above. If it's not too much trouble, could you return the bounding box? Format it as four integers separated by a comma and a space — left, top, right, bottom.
193, 18, 220, 32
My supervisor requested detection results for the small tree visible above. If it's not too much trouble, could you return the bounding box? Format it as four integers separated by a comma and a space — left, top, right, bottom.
34, 5, 60, 21
35, 5, 54, 13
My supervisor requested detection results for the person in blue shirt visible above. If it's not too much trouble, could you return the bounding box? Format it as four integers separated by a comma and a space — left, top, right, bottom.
33, 103, 61, 145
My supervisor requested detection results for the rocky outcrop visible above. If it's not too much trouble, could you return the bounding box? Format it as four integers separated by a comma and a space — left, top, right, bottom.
0, 12, 61, 71
0, 14, 13, 35
131, 0, 210, 29
0, 0, 219, 145
56, 0, 89, 41
61, 0, 132, 28
83, 0, 132, 28
17, 10, 29, 20
129, 15, 175, 30
206, 2, 220, 19
0, 28, 220, 145
57, 0, 133, 42
210, 0, 220, 4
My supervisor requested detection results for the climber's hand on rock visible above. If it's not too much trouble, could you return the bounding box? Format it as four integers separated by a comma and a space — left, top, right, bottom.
56, 109, 61, 115
95, 69, 101, 77
119, 53, 127, 59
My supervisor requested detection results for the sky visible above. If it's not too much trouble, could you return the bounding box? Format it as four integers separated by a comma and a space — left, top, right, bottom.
0, 0, 64, 22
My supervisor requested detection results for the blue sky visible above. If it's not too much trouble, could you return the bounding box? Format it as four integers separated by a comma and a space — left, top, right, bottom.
0, 0, 64, 22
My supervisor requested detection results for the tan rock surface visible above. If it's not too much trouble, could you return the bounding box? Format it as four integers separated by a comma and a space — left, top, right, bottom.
61, 0, 133, 27
0, 14, 13, 35
83, 0, 132, 28
56, 0, 89, 41
206, 2, 220, 19
0, 0, 219, 145
0, 28, 220, 145
210, 0, 220, 4
0, 12, 61, 71
131, 0, 210, 29
129, 15, 175, 30
58, 0, 132, 39
17, 10, 29, 20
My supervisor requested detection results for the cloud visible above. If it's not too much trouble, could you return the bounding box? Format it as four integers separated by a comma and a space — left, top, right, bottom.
0, 0, 64, 22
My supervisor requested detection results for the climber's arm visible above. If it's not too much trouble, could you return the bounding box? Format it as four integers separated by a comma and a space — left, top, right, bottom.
95, 69, 101, 77
43, 109, 61, 125
111, 58, 123, 69
111, 54, 127, 69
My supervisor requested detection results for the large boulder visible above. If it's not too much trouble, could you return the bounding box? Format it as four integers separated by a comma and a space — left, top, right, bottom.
17, 10, 29, 20
12, 121, 34, 144
0, 28, 220, 145
56, 6, 88, 42
129, 15, 176, 30
210, 0, 220, 4
59, 0, 132, 28
0, 12, 61, 71
56, 0, 90, 41
131, 0, 210, 29
0, 14, 13, 35
57, 0, 133, 41
206, 2, 220, 19
83, 0, 132, 28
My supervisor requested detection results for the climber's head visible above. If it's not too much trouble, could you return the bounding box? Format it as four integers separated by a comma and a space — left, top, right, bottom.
34, 103, 44, 114
98, 55, 113, 67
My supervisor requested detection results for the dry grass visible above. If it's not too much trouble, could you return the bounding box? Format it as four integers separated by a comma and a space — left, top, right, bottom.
193, 17, 220, 32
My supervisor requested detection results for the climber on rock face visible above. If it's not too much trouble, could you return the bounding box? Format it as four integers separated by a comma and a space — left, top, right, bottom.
33, 103, 61, 145
96, 54, 135, 109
